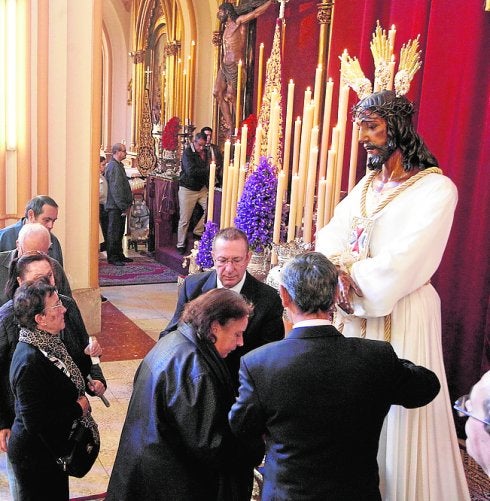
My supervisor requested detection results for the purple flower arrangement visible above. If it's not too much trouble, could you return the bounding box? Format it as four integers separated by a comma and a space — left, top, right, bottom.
235, 156, 277, 253
196, 221, 218, 269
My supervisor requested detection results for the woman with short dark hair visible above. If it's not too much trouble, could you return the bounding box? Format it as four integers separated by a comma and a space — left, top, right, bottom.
107, 288, 262, 501
0, 255, 105, 499
8, 280, 99, 500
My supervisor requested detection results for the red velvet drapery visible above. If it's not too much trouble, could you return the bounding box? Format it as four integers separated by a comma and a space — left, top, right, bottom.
255, 0, 490, 420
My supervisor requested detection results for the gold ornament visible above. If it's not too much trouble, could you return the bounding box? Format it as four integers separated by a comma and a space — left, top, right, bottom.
341, 21, 422, 98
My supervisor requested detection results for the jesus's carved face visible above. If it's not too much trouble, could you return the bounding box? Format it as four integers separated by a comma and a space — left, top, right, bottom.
357, 113, 395, 170
217, 9, 228, 24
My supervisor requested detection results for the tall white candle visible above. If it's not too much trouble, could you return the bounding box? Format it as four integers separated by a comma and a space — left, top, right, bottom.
224, 162, 234, 228
291, 117, 301, 175
272, 171, 287, 265
296, 103, 314, 227
324, 149, 337, 224
318, 78, 334, 180
256, 43, 265, 117
230, 163, 240, 224
270, 104, 281, 166
316, 177, 327, 231
235, 59, 243, 130
237, 166, 247, 201
283, 79, 295, 182
207, 161, 216, 222
240, 124, 248, 170
303, 145, 319, 243
220, 140, 231, 228
287, 175, 300, 242
313, 64, 323, 127
273, 171, 286, 244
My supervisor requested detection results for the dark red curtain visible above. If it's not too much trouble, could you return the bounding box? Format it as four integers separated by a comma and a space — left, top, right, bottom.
255, 0, 490, 420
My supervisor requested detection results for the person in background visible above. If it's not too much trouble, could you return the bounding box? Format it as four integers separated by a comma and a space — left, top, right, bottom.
0, 253, 105, 500
0, 223, 71, 306
176, 132, 209, 254
229, 252, 441, 500
8, 280, 99, 500
454, 371, 490, 477
98, 155, 109, 253
105, 143, 133, 266
201, 126, 223, 186
0, 195, 64, 266
107, 289, 263, 500
161, 227, 284, 388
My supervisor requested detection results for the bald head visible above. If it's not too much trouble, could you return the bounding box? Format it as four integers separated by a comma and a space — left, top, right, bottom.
16, 223, 51, 256
466, 371, 490, 476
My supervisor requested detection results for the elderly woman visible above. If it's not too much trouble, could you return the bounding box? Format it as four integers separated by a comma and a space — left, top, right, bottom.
107, 288, 263, 501
8, 280, 99, 500
0, 254, 105, 499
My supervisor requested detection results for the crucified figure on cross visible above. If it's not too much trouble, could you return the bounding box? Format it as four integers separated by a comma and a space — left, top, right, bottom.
213, 1, 273, 134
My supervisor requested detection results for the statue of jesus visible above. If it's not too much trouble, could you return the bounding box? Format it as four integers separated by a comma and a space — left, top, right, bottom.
214, 1, 272, 133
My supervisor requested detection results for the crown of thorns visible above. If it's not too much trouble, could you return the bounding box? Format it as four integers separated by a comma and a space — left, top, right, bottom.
341, 21, 422, 99
352, 97, 415, 120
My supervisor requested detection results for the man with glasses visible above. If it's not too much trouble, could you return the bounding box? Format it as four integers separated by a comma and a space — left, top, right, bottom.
455, 371, 490, 476
105, 143, 134, 266
229, 252, 440, 500
160, 227, 284, 387
0, 223, 71, 306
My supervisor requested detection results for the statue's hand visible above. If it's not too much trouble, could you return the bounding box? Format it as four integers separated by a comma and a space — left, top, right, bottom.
337, 269, 363, 314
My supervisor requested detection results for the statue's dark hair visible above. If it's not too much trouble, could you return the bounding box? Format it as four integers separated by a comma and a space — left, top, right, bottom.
353, 90, 438, 171
219, 3, 238, 22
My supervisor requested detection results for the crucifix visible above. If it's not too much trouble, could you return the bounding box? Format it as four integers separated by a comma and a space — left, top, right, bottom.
144, 66, 152, 89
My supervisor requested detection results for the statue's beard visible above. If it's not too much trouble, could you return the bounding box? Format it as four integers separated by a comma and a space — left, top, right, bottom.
366, 142, 396, 170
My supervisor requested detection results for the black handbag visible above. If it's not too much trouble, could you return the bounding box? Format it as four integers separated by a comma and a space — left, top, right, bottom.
41, 419, 100, 478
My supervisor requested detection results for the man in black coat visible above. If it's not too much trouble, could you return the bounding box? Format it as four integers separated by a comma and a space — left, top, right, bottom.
161, 227, 284, 388
229, 252, 441, 501
176, 132, 210, 254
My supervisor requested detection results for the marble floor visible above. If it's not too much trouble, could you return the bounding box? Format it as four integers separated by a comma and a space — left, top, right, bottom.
0, 277, 179, 500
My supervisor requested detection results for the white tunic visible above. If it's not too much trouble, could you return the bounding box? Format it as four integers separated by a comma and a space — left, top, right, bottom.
316, 172, 470, 501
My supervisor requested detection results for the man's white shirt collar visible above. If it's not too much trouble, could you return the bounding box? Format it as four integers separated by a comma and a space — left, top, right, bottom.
293, 319, 332, 328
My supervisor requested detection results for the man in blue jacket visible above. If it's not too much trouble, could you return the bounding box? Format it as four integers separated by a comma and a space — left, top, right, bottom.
229, 252, 441, 500
0, 195, 64, 266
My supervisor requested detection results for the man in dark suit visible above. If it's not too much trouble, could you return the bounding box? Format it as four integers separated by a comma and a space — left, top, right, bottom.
229, 252, 441, 501
160, 227, 284, 387
0, 195, 64, 266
